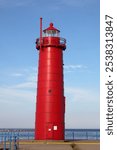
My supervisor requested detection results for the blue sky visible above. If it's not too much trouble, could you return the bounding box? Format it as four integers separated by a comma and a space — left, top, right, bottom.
0, 0, 100, 128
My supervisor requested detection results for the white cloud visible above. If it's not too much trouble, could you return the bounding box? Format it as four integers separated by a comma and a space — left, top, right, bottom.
0, 67, 37, 104
12, 81, 36, 89
0, 85, 99, 128
65, 112, 100, 128
0, 67, 99, 128
0, 86, 35, 103
64, 65, 81, 69
64, 64, 87, 73
0, 86, 35, 128
0, 67, 36, 128
65, 86, 99, 102
11, 73, 23, 77
8, 68, 37, 88
64, 64, 87, 69
65, 86, 100, 128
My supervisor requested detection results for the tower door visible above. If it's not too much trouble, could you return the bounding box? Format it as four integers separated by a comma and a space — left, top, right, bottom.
46, 123, 53, 139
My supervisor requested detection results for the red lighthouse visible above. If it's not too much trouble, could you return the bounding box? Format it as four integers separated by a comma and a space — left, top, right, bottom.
35, 18, 66, 140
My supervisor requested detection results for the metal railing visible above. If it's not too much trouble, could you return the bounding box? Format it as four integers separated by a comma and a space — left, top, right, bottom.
36, 37, 66, 45
0, 135, 19, 150
65, 129, 100, 140
0, 129, 99, 149
0, 129, 100, 141
60, 37, 66, 45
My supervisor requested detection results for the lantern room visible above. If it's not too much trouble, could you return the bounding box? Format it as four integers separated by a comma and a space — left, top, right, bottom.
43, 23, 60, 37
36, 21, 66, 51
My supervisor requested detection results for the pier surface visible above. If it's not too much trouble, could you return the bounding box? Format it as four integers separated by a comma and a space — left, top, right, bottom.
18, 140, 100, 150
0, 140, 100, 150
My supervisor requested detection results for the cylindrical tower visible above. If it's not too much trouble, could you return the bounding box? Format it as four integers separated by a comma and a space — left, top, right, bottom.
35, 18, 66, 140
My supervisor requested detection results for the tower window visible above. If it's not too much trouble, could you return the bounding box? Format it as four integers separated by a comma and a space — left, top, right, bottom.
48, 89, 52, 93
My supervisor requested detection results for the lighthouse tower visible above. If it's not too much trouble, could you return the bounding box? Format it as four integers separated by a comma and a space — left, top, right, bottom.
35, 18, 66, 140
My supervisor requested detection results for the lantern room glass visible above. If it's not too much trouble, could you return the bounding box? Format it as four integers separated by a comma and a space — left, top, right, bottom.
44, 30, 59, 37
